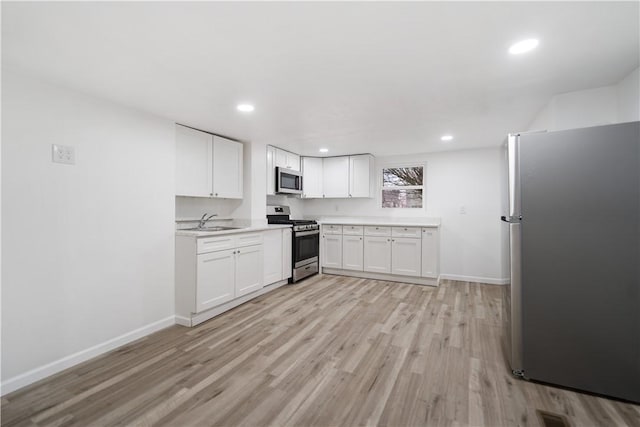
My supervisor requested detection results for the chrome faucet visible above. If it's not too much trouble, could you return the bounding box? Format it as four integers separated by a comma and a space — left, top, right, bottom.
198, 213, 218, 229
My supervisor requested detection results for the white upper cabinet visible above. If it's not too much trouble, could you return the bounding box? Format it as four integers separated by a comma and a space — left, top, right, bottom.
349, 154, 375, 198
175, 125, 243, 199
323, 157, 350, 198
302, 157, 324, 198
300, 154, 375, 199
212, 135, 243, 199
266, 145, 276, 196
275, 148, 300, 171
175, 125, 212, 197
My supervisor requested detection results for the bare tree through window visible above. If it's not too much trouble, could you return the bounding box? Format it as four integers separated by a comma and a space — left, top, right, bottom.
382, 166, 424, 208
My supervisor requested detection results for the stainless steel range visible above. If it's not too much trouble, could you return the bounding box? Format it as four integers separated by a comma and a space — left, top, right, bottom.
267, 205, 319, 282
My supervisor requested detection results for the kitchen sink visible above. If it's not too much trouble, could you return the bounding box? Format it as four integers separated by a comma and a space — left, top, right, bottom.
183, 226, 242, 232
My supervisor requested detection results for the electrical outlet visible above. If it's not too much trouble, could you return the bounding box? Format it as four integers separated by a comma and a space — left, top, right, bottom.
459, 206, 467, 215
52, 144, 75, 165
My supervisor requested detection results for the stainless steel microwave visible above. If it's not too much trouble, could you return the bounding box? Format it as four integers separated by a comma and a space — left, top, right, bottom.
276, 167, 303, 194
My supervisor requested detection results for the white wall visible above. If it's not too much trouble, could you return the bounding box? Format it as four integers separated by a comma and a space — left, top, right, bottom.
175, 197, 243, 220
1, 68, 176, 392
303, 148, 506, 283
267, 195, 305, 219
528, 67, 639, 131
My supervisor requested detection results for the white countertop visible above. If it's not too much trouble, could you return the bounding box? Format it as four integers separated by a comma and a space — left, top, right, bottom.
316, 216, 440, 227
175, 223, 291, 238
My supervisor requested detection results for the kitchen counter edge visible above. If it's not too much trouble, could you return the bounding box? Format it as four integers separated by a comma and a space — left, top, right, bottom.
176, 224, 292, 238
317, 219, 440, 227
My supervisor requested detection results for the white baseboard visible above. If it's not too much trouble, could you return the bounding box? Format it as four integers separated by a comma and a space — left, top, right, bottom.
439, 274, 509, 285
1, 315, 176, 396
322, 268, 439, 287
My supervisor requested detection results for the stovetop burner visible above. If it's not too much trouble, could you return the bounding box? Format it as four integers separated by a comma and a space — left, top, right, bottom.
267, 205, 319, 232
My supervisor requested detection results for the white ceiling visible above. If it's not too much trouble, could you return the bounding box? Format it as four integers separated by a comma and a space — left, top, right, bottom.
3, 2, 639, 156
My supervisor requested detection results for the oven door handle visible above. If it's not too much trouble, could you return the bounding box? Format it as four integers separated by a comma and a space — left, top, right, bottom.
295, 229, 320, 237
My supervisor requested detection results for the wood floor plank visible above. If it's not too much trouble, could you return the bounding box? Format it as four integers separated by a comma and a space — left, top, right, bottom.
2, 276, 638, 426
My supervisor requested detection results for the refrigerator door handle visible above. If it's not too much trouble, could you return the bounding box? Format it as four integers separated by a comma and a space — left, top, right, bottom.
501, 215, 522, 223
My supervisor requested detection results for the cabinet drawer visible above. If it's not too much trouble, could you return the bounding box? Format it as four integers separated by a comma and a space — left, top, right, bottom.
236, 232, 264, 248
342, 225, 364, 236
364, 226, 391, 237
197, 235, 236, 254
392, 226, 421, 238
323, 225, 343, 235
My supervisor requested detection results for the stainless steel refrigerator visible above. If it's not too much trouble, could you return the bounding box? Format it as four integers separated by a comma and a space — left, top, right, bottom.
501, 121, 640, 403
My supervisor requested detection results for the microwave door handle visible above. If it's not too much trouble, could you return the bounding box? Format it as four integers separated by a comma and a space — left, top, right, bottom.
299, 175, 303, 190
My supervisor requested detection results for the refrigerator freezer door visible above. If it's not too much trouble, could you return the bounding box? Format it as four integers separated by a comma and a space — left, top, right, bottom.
519, 121, 639, 402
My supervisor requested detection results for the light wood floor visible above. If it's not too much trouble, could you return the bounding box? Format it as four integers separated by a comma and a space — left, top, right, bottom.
2, 275, 639, 427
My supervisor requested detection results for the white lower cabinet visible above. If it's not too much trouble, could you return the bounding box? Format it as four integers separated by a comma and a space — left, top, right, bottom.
320, 223, 439, 286
342, 235, 364, 271
263, 230, 283, 285
363, 236, 392, 273
263, 228, 293, 285
282, 228, 292, 280
322, 234, 343, 268
235, 245, 263, 297
196, 249, 235, 313
176, 230, 288, 327
421, 228, 439, 278
391, 237, 422, 277
196, 244, 262, 312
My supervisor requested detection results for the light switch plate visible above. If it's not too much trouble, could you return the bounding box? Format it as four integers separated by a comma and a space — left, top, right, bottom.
52, 144, 75, 165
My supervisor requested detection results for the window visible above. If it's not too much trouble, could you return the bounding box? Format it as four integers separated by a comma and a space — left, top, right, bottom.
382, 165, 424, 208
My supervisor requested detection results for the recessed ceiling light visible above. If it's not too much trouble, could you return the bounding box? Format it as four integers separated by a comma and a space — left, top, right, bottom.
319, 148, 329, 153
236, 104, 255, 112
508, 38, 539, 55
441, 135, 454, 142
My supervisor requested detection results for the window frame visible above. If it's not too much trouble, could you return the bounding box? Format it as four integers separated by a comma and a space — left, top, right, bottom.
379, 162, 426, 210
